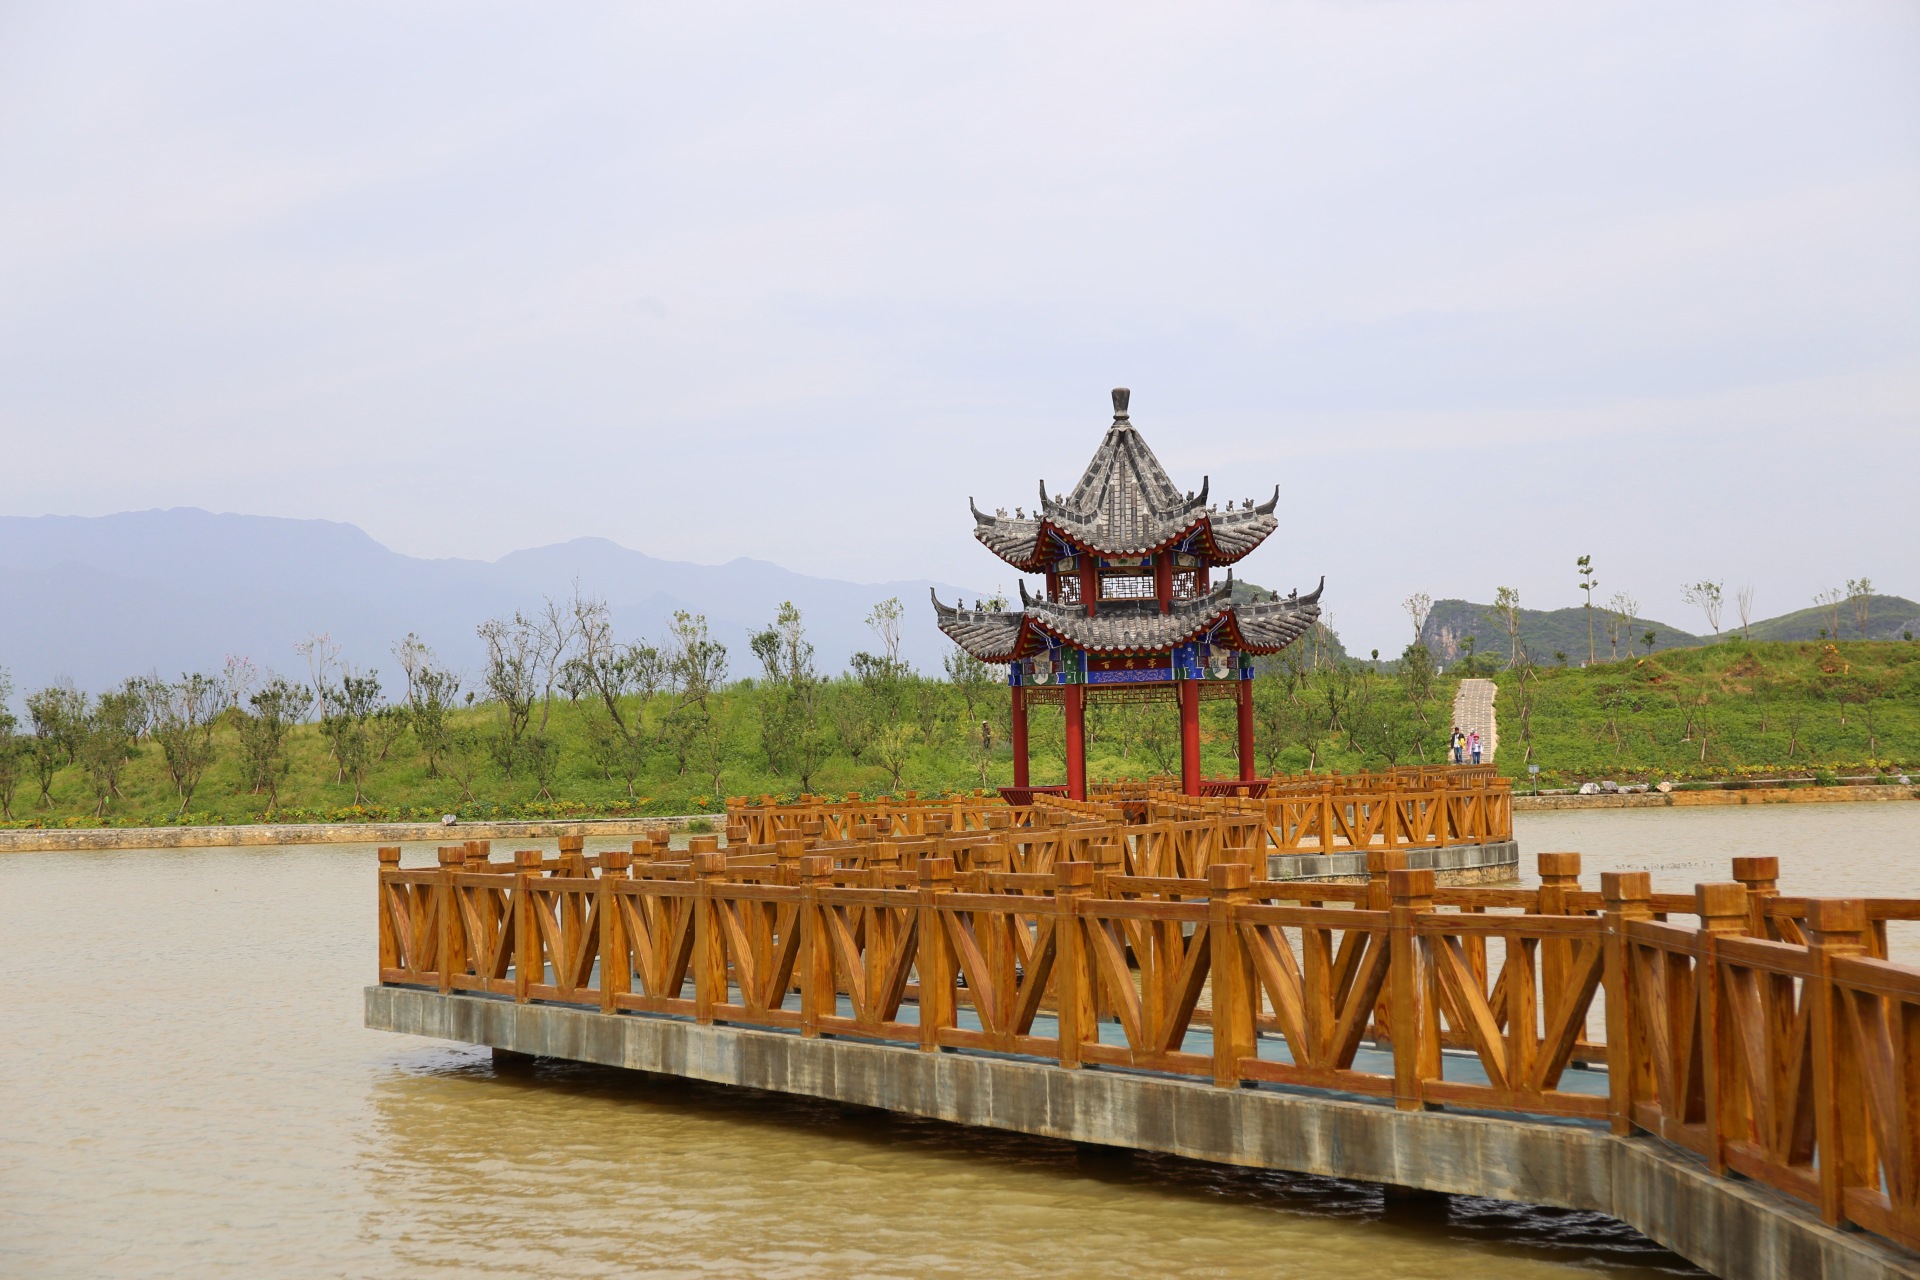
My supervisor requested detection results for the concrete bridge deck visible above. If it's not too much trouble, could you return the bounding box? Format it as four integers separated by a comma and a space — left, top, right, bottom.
369, 986, 1914, 1280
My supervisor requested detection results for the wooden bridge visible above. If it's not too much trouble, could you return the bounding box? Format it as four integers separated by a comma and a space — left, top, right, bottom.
725, 766, 1514, 864
368, 794, 1920, 1279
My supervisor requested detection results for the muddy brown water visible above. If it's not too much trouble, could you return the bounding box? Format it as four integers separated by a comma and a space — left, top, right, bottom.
7, 804, 1909, 1277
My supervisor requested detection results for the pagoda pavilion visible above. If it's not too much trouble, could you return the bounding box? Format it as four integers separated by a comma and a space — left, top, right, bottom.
932, 388, 1323, 801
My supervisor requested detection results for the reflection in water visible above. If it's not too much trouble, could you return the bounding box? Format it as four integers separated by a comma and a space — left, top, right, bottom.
18, 810, 1901, 1276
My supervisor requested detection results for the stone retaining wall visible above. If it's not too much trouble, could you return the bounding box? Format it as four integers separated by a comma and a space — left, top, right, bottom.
1515, 784, 1918, 812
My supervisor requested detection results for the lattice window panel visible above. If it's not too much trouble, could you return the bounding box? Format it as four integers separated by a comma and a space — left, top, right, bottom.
1101, 573, 1155, 600
1172, 571, 1198, 600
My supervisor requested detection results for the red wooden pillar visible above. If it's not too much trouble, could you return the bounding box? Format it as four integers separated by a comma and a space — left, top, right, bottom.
1079, 559, 1098, 617
1011, 683, 1030, 789
1179, 677, 1201, 796
1064, 683, 1087, 800
1154, 551, 1172, 614
1236, 675, 1255, 782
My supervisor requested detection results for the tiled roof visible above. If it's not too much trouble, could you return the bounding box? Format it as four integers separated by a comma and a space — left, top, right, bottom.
969, 389, 1279, 569
930, 578, 1323, 663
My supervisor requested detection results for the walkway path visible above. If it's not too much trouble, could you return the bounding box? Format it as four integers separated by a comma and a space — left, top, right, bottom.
1452, 678, 1499, 762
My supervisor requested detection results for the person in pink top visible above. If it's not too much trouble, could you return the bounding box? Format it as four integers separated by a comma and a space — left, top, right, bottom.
1469, 730, 1482, 764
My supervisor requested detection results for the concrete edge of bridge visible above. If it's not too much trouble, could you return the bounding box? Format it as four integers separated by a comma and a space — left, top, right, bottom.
367, 985, 1920, 1280
1266, 840, 1520, 882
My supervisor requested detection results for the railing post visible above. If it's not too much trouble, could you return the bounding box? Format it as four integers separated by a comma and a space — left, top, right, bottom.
1806, 897, 1870, 1227
1054, 861, 1095, 1069
376, 847, 401, 975
1602, 871, 1653, 1136
776, 838, 807, 887
1208, 861, 1255, 1087
1731, 856, 1780, 940
917, 857, 956, 1052
436, 847, 462, 993
691, 850, 727, 1025
1365, 848, 1407, 912
1319, 781, 1335, 855
1538, 852, 1582, 1032
1695, 882, 1748, 1176
599, 849, 629, 1014
513, 849, 542, 1001
799, 855, 834, 1038
1390, 867, 1437, 1110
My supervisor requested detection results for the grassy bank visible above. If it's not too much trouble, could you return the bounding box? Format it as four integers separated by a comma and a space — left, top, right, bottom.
1, 640, 1914, 827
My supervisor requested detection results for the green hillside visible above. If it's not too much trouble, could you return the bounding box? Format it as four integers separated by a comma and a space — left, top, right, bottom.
1421, 594, 1920, 670
1748, 595, 1920, 644
1422, 598, 1701, 667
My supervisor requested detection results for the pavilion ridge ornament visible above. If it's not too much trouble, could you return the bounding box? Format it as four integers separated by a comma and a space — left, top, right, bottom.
932, 387, 1322, 800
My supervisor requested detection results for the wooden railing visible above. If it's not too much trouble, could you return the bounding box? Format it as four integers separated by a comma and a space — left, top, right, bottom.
378, 844, 1920, 1252
726, 766, 1512, 858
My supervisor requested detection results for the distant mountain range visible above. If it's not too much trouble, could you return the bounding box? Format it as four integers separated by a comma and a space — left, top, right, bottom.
1419, 594, 1920, 666
0, 509, 988, 697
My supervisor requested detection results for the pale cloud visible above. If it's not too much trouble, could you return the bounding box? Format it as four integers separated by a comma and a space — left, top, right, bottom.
0, 1, 1914, 654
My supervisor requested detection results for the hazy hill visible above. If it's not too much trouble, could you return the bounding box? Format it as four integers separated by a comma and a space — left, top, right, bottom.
1747, 595, 1920, 643
1419, 593, 1920, 667
0, 509, 987, 697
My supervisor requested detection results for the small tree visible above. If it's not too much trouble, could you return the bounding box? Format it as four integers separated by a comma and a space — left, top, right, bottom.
1576, 556, 1597, 663
1403, 592, 1432, 646
1813, 587, 1844, 642
25, 683, 85, 808
1847, 578, 1874, 638
237, 675, 306, 808
752, 601, 834, 792
1736, 584, 1755, 641
1398, 640, 1436, 725
77, 684, 144, 817
1605, 592, 1638, 662
1642, 629, 1657, 656
477, 614, 541, 773
1681, 581, 1724, 639
319, 670, 383, 802
521, 732, 559, 801
1488, 586, 1523, 668
151, 672, 227, 816
441, 728, 488, 804
0, 667, 19, 821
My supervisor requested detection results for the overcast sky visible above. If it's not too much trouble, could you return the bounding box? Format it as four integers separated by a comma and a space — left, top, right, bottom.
2, 2, 1915, 655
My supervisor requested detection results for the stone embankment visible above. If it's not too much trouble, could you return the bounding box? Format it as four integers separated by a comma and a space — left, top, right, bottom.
0, 816, 710, 854
1515, 784, 1919, 812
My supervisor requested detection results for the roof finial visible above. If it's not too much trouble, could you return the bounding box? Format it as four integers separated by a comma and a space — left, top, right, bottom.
1111, 387, 1130, 422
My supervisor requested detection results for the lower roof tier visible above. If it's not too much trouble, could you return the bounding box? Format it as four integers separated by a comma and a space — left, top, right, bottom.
931, 577, 1322, 663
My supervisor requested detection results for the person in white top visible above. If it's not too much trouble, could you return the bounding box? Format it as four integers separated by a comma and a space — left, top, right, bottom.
1469, 730, 1482, 764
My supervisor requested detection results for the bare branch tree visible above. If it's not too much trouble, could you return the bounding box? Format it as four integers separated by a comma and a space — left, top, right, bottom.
1402, 592, 1432, 646
1605, 591, 1638, 662
1846, 577, 1875, 638
1735, 585, 1754, 640
1681, 581, 1724, 639
1813, 587, 1845, 641
1489, 587, 1522, 668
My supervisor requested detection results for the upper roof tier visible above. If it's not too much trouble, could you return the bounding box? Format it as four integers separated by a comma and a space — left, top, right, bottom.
969, 388, 1280, 570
